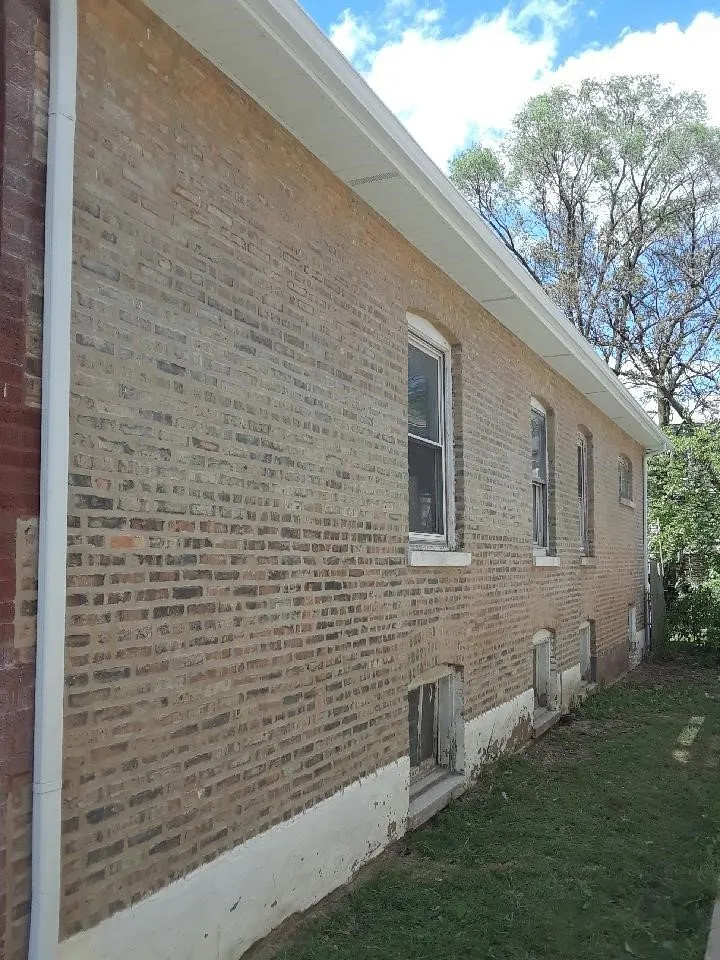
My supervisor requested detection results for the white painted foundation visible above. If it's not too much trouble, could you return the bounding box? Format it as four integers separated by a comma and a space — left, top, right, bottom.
629, 629, 647, 668
61, 686, 554, 960
60, 758, 409, 960
463, 687, 535, 780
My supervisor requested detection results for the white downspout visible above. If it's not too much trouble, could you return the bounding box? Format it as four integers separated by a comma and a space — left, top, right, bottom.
29, 0, 77, 957
643, 452, 650, 654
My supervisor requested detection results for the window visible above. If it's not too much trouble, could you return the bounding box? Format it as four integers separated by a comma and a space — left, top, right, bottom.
408, 682, 438, 779
408, 317, 452, 544
531, 401, 549, 549
408, 670, 462, 784
579, 621, 593, 682
532, 630, 554, 711
618, 456, 633, 503
577, 435, 589, 554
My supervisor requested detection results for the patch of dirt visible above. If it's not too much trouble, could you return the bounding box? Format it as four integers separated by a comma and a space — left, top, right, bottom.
626, 660, 720, 686
530, 729, 592, 765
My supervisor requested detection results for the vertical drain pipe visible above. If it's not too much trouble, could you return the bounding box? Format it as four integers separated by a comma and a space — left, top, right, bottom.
643, 452, 651, 656
29, 0, 77, 956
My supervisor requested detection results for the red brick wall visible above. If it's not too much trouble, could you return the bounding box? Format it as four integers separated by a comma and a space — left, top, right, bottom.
0, 1, 47, 956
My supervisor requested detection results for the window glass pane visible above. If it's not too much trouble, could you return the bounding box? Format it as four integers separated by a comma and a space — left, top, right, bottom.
532, 481, 546, 547
408, 438, 444, 535
408, 683, 437, 767
408, 687, 421, 766
531, 409, 547, 482
619, 459, 631, 499
577, 442, 584, 498
408, 344, 440, 442
419, 683, 436, 763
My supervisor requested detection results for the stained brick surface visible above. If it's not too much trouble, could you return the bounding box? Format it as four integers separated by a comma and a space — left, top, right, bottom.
52, 0, 650, 939
0, 1, 48, 956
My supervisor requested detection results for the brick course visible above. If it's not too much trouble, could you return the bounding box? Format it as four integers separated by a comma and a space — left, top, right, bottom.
6, 0, 648, 944
0, 1, 48, 956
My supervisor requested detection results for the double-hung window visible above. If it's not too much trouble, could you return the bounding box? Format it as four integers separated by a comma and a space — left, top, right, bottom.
531, 401, 549, 550
408, 317, 452, 544
577, 435, 589, 554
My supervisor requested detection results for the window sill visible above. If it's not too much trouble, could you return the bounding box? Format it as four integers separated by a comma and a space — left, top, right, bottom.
407, 548, 472, 567
619, 497, 635, 508
580, 556, 597, 567
533, 555, 560, 567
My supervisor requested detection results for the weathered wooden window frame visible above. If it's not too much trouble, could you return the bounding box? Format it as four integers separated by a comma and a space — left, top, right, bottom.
578, 434, 590, 555
531, 398, 549, 554
407, 314, 455, 550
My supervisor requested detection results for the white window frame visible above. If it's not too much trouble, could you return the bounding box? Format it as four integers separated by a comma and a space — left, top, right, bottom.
407, 314, 455, 549
578, 434, 590, 555
531, 398, 549, 554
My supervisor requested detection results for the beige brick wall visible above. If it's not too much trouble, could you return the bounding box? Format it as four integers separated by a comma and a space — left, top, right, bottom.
59, 0, 646, 938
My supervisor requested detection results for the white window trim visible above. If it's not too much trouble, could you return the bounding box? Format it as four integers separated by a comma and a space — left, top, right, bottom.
533, 554, 560, 567
407, 549, 471, 567
530, 397, 549, 555
407, 313, 456, 550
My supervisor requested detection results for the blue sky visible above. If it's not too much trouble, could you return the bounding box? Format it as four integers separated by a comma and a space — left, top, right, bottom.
304, 0, 714, 63
298, 0, 720, 168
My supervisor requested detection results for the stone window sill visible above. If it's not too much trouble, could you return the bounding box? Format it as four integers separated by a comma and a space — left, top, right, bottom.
580, 556, 597, 567
533, 554, 560, 567
407, 548, 472, 567
619, 497, 635, 508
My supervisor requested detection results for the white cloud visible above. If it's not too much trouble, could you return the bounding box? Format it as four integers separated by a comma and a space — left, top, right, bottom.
327, 2, 720, 169
329, 9, 376, 61
554, 13, 720, 121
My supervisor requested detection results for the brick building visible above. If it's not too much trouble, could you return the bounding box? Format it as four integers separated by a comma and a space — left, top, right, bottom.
0, 0, 667, 958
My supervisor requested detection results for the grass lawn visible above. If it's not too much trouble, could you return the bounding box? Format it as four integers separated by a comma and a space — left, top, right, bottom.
265, 665, 720, 960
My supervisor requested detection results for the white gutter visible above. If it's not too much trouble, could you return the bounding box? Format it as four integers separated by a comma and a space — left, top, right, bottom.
29, 0, 77, 956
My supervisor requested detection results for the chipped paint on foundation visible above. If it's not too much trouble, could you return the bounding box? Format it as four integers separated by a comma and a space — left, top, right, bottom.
464, 688, 535, 781
60, 758, 410, 960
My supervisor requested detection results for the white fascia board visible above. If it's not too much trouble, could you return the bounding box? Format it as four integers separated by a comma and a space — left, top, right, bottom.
142, 0, 668, 453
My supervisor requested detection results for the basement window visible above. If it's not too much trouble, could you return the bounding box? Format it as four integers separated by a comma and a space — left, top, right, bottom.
408, 670, 462, 783
533, 636, 551, 710
409, 681, 439, 781
579, 620, 593, 683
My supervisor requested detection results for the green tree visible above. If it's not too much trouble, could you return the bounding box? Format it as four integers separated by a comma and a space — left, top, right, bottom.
648, 424, 720, 596
450, 76, 720, 426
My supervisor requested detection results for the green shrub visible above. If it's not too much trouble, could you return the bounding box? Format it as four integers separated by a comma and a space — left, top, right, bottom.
666, 576, 720, 648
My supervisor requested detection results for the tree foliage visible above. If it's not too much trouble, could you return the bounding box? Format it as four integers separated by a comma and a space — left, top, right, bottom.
648, 424, 720, 595
450, 76, 720, 425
